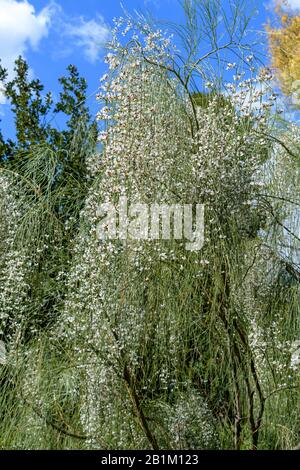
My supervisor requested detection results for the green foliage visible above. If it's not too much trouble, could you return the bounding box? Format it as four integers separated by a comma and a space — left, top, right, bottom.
54, 64, 90, 136
0, 57, 53, 152
0, 53, 99, 351
0, 57, 97, 182
192, 91, 229, 109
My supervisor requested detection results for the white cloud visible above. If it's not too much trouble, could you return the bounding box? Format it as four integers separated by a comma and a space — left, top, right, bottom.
0, 0, 57, 76
64, 15, 110, 64
286, 0, 300, 10
266, 0, 300, 12
0, 91, 6, 105
269, 0, 300, 10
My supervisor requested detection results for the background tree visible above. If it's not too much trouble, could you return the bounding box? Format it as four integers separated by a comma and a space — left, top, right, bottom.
0, 57, 97, 172
267, 1, 300, 103
0, 56, 98, 222
53, 64, 98, 182
0, 57, 53, 155
0, 57, 98, 339
0, 127, 13, 158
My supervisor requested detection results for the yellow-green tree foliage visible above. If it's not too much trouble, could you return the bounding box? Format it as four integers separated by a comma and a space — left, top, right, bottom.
267, 1, 300, 98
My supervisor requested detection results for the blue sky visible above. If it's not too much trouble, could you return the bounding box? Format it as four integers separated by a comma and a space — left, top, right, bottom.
0, 0, 299, 139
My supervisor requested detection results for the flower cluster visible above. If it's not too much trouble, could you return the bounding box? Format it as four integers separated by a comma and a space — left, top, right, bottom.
0, 175, 31, 345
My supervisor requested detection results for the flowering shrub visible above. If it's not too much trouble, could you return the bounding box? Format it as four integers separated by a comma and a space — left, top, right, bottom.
0, 174, 30, 345
45, 16, 299, 450
0, 7, 299, 451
